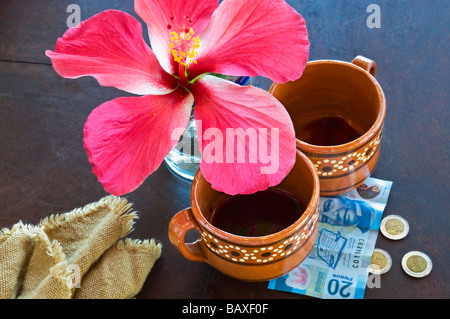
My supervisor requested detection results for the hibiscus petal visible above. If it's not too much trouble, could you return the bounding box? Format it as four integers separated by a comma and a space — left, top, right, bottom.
84, 89, 194, 195
46, 10, 176, 95
190, 75, 296, 195
189, 0, 309, 83
135, 0, 218, 75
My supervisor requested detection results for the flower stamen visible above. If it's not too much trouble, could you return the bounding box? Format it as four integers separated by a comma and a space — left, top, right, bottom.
169, 28, 200, 67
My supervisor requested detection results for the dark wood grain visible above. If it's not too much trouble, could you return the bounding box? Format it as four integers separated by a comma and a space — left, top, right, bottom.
0, 0, 448, 299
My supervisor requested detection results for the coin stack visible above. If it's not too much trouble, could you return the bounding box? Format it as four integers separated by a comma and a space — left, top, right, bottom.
369, 214, 432, 278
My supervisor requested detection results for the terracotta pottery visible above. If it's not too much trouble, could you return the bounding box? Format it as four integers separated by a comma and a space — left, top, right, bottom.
169, 150, 320, 282
270, 56, 386, 196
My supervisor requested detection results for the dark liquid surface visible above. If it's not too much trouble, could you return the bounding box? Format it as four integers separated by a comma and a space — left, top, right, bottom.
296, 116, 363, 146
210, 189, 303, 237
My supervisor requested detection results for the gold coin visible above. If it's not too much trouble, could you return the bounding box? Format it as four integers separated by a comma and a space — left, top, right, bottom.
385, 219, 404, 235
401, 251, 432, 278
380, 215, 409, 240
407, 255, 427, 272
368, 248, 392, 275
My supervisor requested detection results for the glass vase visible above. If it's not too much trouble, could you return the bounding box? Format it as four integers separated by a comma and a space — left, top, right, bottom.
164, 76, 251, 181
164, 113, 201, 180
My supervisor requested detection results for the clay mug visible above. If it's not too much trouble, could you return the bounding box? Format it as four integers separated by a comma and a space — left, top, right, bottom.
270, 56, 386, 196
169, 150, 320, 282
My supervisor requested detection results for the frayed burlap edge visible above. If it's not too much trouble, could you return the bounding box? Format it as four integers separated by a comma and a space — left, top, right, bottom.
38, 195, 138, 238
116, 237, 162, 253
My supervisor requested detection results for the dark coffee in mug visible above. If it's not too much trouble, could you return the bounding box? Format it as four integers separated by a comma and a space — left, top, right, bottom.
210, 189, 304, 237
295, 113, 364, 146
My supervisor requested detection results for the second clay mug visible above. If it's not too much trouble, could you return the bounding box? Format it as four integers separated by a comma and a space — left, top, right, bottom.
270, 56, 386, 196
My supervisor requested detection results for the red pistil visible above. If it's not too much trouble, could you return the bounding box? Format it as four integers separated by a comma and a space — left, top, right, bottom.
178, 62, 188, 87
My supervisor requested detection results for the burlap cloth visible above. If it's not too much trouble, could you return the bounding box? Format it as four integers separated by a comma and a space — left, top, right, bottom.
0, 196, 161, 299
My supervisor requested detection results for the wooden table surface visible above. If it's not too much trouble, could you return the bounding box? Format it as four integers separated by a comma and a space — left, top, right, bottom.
0, 0, 448, 300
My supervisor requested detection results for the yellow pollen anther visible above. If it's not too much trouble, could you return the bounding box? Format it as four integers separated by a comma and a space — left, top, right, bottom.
169, 28, 200, 67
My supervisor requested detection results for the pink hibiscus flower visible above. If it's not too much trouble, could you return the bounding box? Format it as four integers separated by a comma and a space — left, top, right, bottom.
46, 0, 309, 196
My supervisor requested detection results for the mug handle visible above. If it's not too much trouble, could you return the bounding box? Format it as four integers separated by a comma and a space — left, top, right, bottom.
351, 55, 377, 77
168, 208, 207, 262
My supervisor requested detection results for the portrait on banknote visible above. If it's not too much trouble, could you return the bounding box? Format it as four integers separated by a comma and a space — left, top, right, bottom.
320, 197, 377, 233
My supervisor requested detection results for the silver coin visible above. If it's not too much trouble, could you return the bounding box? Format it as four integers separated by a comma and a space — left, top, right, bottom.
380, 215, 409, 240
401, 251, 432, 278
368, 248, 392, 275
